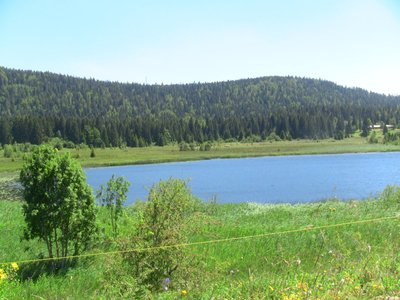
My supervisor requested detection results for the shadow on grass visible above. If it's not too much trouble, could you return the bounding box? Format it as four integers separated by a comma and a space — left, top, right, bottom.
18, 258, 78, 282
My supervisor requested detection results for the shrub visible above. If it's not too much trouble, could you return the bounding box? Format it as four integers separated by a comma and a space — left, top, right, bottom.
368, 131, 378, 144
179, 142, 190, 151
266, 132, 281, 142
3, 144, 13, 158
121, 178, 196, 290
199, 142, 212, 151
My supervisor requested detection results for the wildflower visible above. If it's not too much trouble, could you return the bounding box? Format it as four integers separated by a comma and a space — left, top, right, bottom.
372, 283, 382, 290
283, 293, 301, 300
297, 282, 308, 292
269, 285, 274, 291
11, 262, 19, 271
181, 289, 188, 296
0, 269, 7, 280
162, 277, 171, 291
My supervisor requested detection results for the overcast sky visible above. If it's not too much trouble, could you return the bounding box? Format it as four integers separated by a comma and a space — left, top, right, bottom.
1, 0, 399, 95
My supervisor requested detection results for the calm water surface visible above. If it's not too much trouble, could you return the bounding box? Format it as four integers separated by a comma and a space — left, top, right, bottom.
85, 152, 400, 205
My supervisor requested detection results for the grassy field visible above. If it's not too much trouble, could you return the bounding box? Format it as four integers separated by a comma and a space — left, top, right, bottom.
1, 189, 400, 299
1, 136, 400, 173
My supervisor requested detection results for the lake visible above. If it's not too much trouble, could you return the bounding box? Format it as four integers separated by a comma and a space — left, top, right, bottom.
85, 152, 400, 205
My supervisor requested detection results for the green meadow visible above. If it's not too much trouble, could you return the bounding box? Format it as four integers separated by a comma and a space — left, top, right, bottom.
1, 187, 400, 299
1, 136, 400, 173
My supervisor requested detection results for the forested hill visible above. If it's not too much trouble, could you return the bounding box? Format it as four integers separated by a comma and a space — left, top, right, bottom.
1, 66, 399, 147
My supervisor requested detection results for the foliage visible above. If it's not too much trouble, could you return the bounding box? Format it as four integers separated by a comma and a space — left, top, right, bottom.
121, 178, 196, 291
178, 142, 190, 151
96, 174, 130, 237
266, 132, 281, 142
2, 67, 400, 146
90, 147, 96, 157
19, 145, 97, 263
199, 141, 212, 151
383, 130, 400, 145
1, 187, 400, 298
46, 137, 75, 150
3, 144, 13, 158
368, 131, 379, 143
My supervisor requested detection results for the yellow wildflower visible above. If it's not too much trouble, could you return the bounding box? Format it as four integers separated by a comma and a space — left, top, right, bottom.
0, 269, 7, 280
181, 290, 188, 296
283, 293, 301, 300
269, 285, 274, 291
372, 283, 382, 290
297, 282, 309, 292
11, 262, 19, 270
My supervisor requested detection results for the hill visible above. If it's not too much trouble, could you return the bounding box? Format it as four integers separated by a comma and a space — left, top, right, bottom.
1, 66, 400, 146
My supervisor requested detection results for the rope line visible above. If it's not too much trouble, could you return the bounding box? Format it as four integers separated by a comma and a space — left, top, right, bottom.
1, 214, 398, 266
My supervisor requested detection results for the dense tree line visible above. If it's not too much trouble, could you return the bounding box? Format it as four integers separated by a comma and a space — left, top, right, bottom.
1, 66, 400, 147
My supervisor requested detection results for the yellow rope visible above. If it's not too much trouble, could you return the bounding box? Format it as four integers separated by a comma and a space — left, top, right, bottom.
1, 214, 398, 266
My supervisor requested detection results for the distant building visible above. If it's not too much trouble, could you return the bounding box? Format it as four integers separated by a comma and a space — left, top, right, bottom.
369, 124, 382, 129
368, 124, 394, 130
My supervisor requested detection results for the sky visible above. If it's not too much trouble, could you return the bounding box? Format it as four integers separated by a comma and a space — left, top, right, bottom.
0, 0, 400, 95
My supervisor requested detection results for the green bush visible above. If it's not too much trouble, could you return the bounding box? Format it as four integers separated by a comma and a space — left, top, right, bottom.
368, 131, 378, 144
121, 178, 196, 291
20, 145, 97, 265
266, 132, 281, 142
3, 144, 13, 158
179, 142, 190, 151
199, 142, 212, 151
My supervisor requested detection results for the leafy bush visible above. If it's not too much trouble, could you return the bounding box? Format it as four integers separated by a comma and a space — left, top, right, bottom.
179, 142, 190, 151
199, 142, 212, 151
368, 131, 378, 144
383, 131, 400, 145
120, 178, 196, 291
3, 144, 13, 158
266, 132, 281, 142
242, 135, 262, 143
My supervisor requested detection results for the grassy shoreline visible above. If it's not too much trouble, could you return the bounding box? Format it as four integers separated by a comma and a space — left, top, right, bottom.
1, 137, 400, 173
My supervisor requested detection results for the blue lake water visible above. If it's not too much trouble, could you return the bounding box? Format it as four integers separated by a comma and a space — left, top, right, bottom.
85, 152, 400, 205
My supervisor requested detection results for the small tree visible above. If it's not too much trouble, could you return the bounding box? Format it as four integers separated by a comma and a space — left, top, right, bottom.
20, 145, 97, 264
96, 174, 130, 237
90, 147, 96, 157
383, 124, 388, 135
